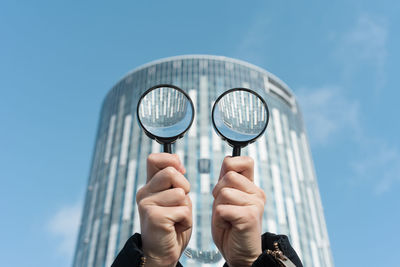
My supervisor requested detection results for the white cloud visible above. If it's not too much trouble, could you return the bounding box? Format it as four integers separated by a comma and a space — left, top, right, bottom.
345, 14, 387, 64
298, 85, 400, 194
233, 14, 270, 63
297, 86, 360, 145
298, 13, 388, 145
351, 142, 400, 195
335, 14, 388, 89
296, 13, 399, 194
48, 201, 82, 259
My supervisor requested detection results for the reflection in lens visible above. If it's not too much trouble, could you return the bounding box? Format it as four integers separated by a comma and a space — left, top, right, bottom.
213, 90, 267, 142
138, 86, 194, 139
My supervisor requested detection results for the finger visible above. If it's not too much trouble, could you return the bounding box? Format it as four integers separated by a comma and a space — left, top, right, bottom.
213, 204, 245, 230
147, 166, 190, 193
219, 156, 254, 181
147, 153, 186, 181
213, 188, 264, 208
212, 170, 261, 198
213, 204, 261, 231
143, 188, 191, 207
164, 206, 193, 233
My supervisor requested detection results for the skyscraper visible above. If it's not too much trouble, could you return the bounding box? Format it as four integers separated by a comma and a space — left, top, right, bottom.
73, 55, 334, 267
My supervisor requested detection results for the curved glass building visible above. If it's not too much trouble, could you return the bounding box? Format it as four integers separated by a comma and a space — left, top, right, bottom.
73, 55, 334, 267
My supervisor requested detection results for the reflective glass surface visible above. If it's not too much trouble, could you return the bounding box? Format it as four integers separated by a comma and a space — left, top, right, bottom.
213, 90, 267, 142
138, 86, 193, 139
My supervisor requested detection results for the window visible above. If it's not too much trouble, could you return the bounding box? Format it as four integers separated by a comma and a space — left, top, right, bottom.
198, 158, 210, 173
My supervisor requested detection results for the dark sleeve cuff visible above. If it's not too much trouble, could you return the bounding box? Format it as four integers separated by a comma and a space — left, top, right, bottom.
223, 232, 303, 267
252, 232, 303, 267
111, 233, 183, 267
111, 233, 144, 267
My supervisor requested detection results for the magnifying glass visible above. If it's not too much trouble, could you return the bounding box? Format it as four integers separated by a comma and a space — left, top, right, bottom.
212, 88, 269, 157
137, 84, 195, 153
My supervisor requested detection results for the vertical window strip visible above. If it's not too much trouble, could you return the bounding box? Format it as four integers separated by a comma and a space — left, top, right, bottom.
310, 240, 321, 267
88, 139, 101, 185
280, 113, 295, 205
307, 187, 322, 245
105, 223, 119, 267
200, 173, 210, 193
84, 182, 99, 243
286, 197, 302, 261
115, 95, 126, 153
301, 133, 314, 181
200, 136, 210, 158
323, 244, 333, 267
313, 185, 333, 267
188, 89, 197, 137
211, 126, 222, 152
315, 187, 328, 237
175, 123, 186, 164
87, 219, 100, 267
199, 75, 208, 132
104, 156, 118, 214
104, 115, 116, 163
119, 115, 132, 166
211, 99, 222, 154
290, 131, 304, 181
271, 164, 286, 225
200, 136, 210, 193
122, 160, 137, 221
286, 149, 301, 203
272, 108, 283, 145
258, 135, 268, 162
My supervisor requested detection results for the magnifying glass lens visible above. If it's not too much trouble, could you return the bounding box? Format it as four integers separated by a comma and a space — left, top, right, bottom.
137, 85, 194, 153
212, 89, 269, 156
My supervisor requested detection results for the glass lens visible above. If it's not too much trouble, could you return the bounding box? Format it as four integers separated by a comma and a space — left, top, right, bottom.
138, 86, 193, 139
213, 90, 267, 142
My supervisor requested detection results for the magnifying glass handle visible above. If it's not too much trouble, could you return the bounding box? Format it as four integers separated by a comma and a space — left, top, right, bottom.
163, 143, 172, 153
232, 146, 241, 157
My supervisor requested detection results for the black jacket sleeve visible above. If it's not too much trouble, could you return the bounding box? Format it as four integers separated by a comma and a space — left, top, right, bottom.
111, 233, 145, 267
111, 233, 183, 267
112, 232, 302, 267
252, 232, 303, 267
222, 232, 302, 267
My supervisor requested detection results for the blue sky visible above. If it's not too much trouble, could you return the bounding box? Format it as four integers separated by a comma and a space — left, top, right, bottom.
1, 1, 399, 266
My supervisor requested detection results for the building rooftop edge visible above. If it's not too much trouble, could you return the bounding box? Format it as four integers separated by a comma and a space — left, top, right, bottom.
114, 54, 294, 95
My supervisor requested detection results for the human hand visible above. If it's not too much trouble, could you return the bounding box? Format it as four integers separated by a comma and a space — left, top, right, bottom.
212, 156, 266, 267
136, 153, 192, 267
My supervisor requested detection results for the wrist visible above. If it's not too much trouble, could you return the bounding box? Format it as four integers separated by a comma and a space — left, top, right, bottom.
227, 258, 257, 267
142, 253, 179, 267
143, 257, 177, 267
226, 249, 262, 267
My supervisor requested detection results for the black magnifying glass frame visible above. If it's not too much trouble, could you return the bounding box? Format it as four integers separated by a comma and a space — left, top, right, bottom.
136, 84, 195, 153
211, 88, 270, 157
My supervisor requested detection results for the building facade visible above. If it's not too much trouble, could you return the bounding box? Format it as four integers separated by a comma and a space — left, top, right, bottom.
73, 55, 334, 267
